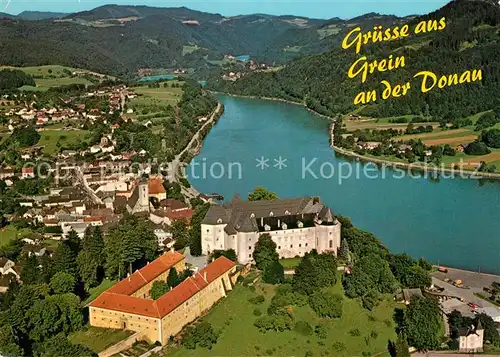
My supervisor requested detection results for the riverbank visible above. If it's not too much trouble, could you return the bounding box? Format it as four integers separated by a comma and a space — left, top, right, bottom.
171, 102, 224, 199
210, 91, 335, 121
329, 122, 500, 180
215, 92, 500, 180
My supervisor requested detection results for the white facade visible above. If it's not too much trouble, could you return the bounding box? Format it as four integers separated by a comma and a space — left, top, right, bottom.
201, 222, 341, 264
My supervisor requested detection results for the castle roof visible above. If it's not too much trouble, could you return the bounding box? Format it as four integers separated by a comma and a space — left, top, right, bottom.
202, 196, 336, 233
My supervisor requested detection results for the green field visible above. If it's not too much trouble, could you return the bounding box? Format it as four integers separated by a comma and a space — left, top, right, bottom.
34, 77, 93, 89
131, 83, 184, 109
0, 226, 19, 247
317, 25, 342, 39
38, 130, 88, 154
182, 45, 201, 55
1, 65, 107, 90
0, 226, 36, 247
168, 279, 397, 357
69, 327, 133, 353
279, 258, 301, 269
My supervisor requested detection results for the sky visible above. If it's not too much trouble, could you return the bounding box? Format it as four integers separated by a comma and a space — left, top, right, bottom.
4, 0, 450, 19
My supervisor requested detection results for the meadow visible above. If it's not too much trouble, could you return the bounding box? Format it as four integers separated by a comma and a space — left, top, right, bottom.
38, 130, 88, 155
167, 279, 397, 357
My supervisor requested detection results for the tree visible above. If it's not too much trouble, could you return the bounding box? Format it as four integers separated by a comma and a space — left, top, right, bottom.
26, 298, 61, 342
465, 141, 491, 155
293, 251, 337, 295
182, 322, 220, 350
50, 272, 76, 295
171, 218, 190, 250
150, 281, 169, 300
209, 249, 237, 262
344, 254, 397, 298
253, 234, 279, 271
20, 253, 40, 285
481, 128, 500, 148
247, 187, 278, 201
77, 227, 105, 289
167, 267, 179, 288
189, 203, 211, 256
405, 295, 441, 350
389, 333, 411, 357
0, 325, 23, 357
361, 289, 380, 311
39, 334, 97, 357
65, 230, 81, 256
308, 290, 342, 318
52, 242, 77, 276
262, 261, 285, 284
340, 238, 351, 264
475, 313, 499, 345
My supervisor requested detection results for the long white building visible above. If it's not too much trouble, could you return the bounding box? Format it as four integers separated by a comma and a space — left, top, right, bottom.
201, 195, 341, 264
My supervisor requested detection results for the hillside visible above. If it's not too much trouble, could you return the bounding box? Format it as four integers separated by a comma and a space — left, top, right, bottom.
17, 11, 68, 20
211, 0, 500, 121
0, 5, 406, 76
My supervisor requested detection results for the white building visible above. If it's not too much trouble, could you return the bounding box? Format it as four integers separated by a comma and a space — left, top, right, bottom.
459, 321, 484, 353
201, 195, 341, 264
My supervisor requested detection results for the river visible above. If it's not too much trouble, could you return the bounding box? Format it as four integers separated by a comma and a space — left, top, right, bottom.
187, 95, 500, 274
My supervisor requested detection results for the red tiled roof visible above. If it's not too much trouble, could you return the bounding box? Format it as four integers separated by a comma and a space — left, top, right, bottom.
148, 177, 166, 195
105, 250, 184, 296
166, 209, 193, 221
90, 256, 236, 319
156, 256, 235, 316
22, 167, 34, 174
91, 292, 160, 318
83, 216, 103, 223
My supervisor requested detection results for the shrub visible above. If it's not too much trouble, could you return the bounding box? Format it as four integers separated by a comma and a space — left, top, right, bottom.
349, 328, 361, 337
308, 290, 343, 318
362, 289, 380, 311
370, 330, 378, 339
332, 341, 346, 352
181, 322, 220, 350
315, 324, 328, 339
253, 308, 262, 316
248, 295, 265, 304
294, 321, 313, 336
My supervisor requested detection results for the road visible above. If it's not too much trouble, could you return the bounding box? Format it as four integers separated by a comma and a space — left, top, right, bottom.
432, 277, 495, 308
166, 102, 222, 199
74, 166, 103, 204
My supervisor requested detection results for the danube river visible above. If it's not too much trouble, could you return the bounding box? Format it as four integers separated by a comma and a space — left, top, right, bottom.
188, 95, 500, 273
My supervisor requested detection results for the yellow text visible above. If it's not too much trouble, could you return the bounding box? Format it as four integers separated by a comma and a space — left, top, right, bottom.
348, 55, 406, 83
414, 17, 446, 34
342, 25, 410, 54
414, 69, 482, 93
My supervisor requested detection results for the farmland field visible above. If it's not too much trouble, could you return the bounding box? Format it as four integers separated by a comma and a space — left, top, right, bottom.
422, 135, 478, 146
131, 83, 184, 109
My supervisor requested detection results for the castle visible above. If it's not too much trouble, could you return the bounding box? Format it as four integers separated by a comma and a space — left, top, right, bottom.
89, 251, 237, 345
201, 195, 341, 264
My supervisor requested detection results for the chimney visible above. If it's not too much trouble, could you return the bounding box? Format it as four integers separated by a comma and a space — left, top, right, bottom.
170, 247, 175, 253
203, 272, 207, 281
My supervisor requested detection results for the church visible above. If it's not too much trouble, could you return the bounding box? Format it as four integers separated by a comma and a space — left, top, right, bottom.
201, 195, 341, 264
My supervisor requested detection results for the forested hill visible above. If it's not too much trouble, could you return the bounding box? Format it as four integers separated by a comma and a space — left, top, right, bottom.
0, 5, 407, 76
211, 0, 500, 120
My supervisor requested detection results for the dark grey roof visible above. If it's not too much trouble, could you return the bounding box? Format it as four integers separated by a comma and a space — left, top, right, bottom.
127, 185, 140, 210
403, 288, 423, 302
202, 196, 334, 234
